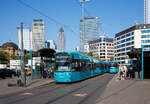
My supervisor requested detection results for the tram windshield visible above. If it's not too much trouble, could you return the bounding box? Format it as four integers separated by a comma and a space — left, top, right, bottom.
55, 53, 70, 71
110, 62, 118, 68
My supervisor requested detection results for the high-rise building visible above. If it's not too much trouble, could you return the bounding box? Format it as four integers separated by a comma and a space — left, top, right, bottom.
58, 28, 65, 51
114, 24, 150, 64
80, 17, 99, 51
144, 0, 150, 24
45, 40, 57, 50
32, 19, 45, 51
18, 29, 32, 51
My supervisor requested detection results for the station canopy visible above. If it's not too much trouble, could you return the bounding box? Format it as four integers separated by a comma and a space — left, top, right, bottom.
127, 48, 150, 58
38, 48, 56, 58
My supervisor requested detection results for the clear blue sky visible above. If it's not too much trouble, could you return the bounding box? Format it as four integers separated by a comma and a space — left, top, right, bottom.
0, 0, 144, 51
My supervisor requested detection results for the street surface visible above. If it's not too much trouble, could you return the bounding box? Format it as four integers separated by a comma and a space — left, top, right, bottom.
0, 73, 114, 104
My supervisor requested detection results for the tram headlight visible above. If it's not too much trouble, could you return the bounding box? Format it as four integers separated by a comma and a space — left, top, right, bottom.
66, 73, 69, 75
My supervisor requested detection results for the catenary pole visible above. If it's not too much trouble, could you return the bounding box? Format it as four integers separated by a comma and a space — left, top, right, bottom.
28, 24, 33, 80
142, 45, 144, 81
21, 22, 26, 86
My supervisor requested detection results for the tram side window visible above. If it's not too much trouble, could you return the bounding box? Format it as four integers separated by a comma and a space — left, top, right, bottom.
88, 62, 93, 70
72, 60, 80, 71
79, 60, 86, 71
88, 62, 92, 70
100, 64, 104, 70
72, 59, 88, 71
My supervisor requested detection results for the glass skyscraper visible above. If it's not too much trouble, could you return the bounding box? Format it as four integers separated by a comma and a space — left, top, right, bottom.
80, 17, 99, 51
32, 19, 45, 51
58, 28, 65, 51
45, 40, 57, 50
144, 0, 150, 24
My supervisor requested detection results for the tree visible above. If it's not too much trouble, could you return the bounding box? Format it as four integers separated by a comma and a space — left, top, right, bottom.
0, 51, 9, 64
24, 54, 31, 62
95, 55, 99, 59
10, 54, 19, 60
86, 52, 93, 57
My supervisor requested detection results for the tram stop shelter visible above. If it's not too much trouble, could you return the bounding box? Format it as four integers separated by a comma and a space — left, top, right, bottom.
38, 48, 56, 68
31, 48, 56, 78
127, 48, 150, 79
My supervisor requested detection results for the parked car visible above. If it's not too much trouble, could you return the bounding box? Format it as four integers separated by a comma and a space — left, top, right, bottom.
0, 68, 16, 79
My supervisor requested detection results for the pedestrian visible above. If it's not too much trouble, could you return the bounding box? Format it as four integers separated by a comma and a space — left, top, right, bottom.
129, 64, 134, 78
123, 65, 128, 79
50, 69, 54, 78
40, 62, 44, 78
119, 64, 125, 80
27, 66, 31, 79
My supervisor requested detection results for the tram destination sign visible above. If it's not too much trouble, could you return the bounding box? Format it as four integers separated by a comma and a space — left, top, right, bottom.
56, 55, 70, 59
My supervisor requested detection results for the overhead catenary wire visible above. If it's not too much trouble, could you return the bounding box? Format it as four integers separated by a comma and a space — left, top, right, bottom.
17, 0, 80, 50
17, 0, 79, 37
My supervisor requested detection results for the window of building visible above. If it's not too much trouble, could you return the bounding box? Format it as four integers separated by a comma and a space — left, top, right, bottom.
100, 56, 105, 58
100, 50, 105, 52
117, 37, 120, 40
126, 33, 130, 37
144, 45, 150, 48
121, 35, 125, 39
121, 39, 125, 43
126, 38, 131, 41
120, 48, 125, 52
100, 47, 105, 49
117, 41, 120, 44
141, 35, 150, 38
141, 30, 150, 34
126, 42, 130, 46
142, 40, 150, 43
126, 47, 131, 50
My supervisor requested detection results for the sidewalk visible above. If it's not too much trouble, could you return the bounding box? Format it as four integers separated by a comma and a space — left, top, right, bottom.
0, 77, 54, 96
96, 75, 150, 104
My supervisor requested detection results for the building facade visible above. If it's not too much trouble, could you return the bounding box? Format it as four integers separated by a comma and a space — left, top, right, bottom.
32, 19, 45, 51
18, 29, 32, 51
0, 42, 19, 56
144, 0, 150, 24
114, 24, 150, 64
45, 40, 57, 50
89, 35, 114, 61
80, 17, 99, 51
58, 28, 65, 51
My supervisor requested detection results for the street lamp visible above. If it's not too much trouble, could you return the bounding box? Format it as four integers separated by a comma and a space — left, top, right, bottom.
79, 0, 90, 19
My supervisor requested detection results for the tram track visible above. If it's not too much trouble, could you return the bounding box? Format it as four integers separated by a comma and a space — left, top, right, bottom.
0, 74, 114, 104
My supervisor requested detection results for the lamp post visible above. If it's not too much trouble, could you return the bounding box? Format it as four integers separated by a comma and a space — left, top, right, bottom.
79, 0, 90, 52
79, 0, 90, 19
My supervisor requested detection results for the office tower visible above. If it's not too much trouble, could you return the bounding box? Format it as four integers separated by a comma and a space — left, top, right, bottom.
45, 40, 57, 50
80, 17, 99, 51
89, 35, 114, 61
144, 0, 150, 24
58, 28, 65, 51
114, 24, 150, 64
32, 19, 45, 51
18, 29, 32, 51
